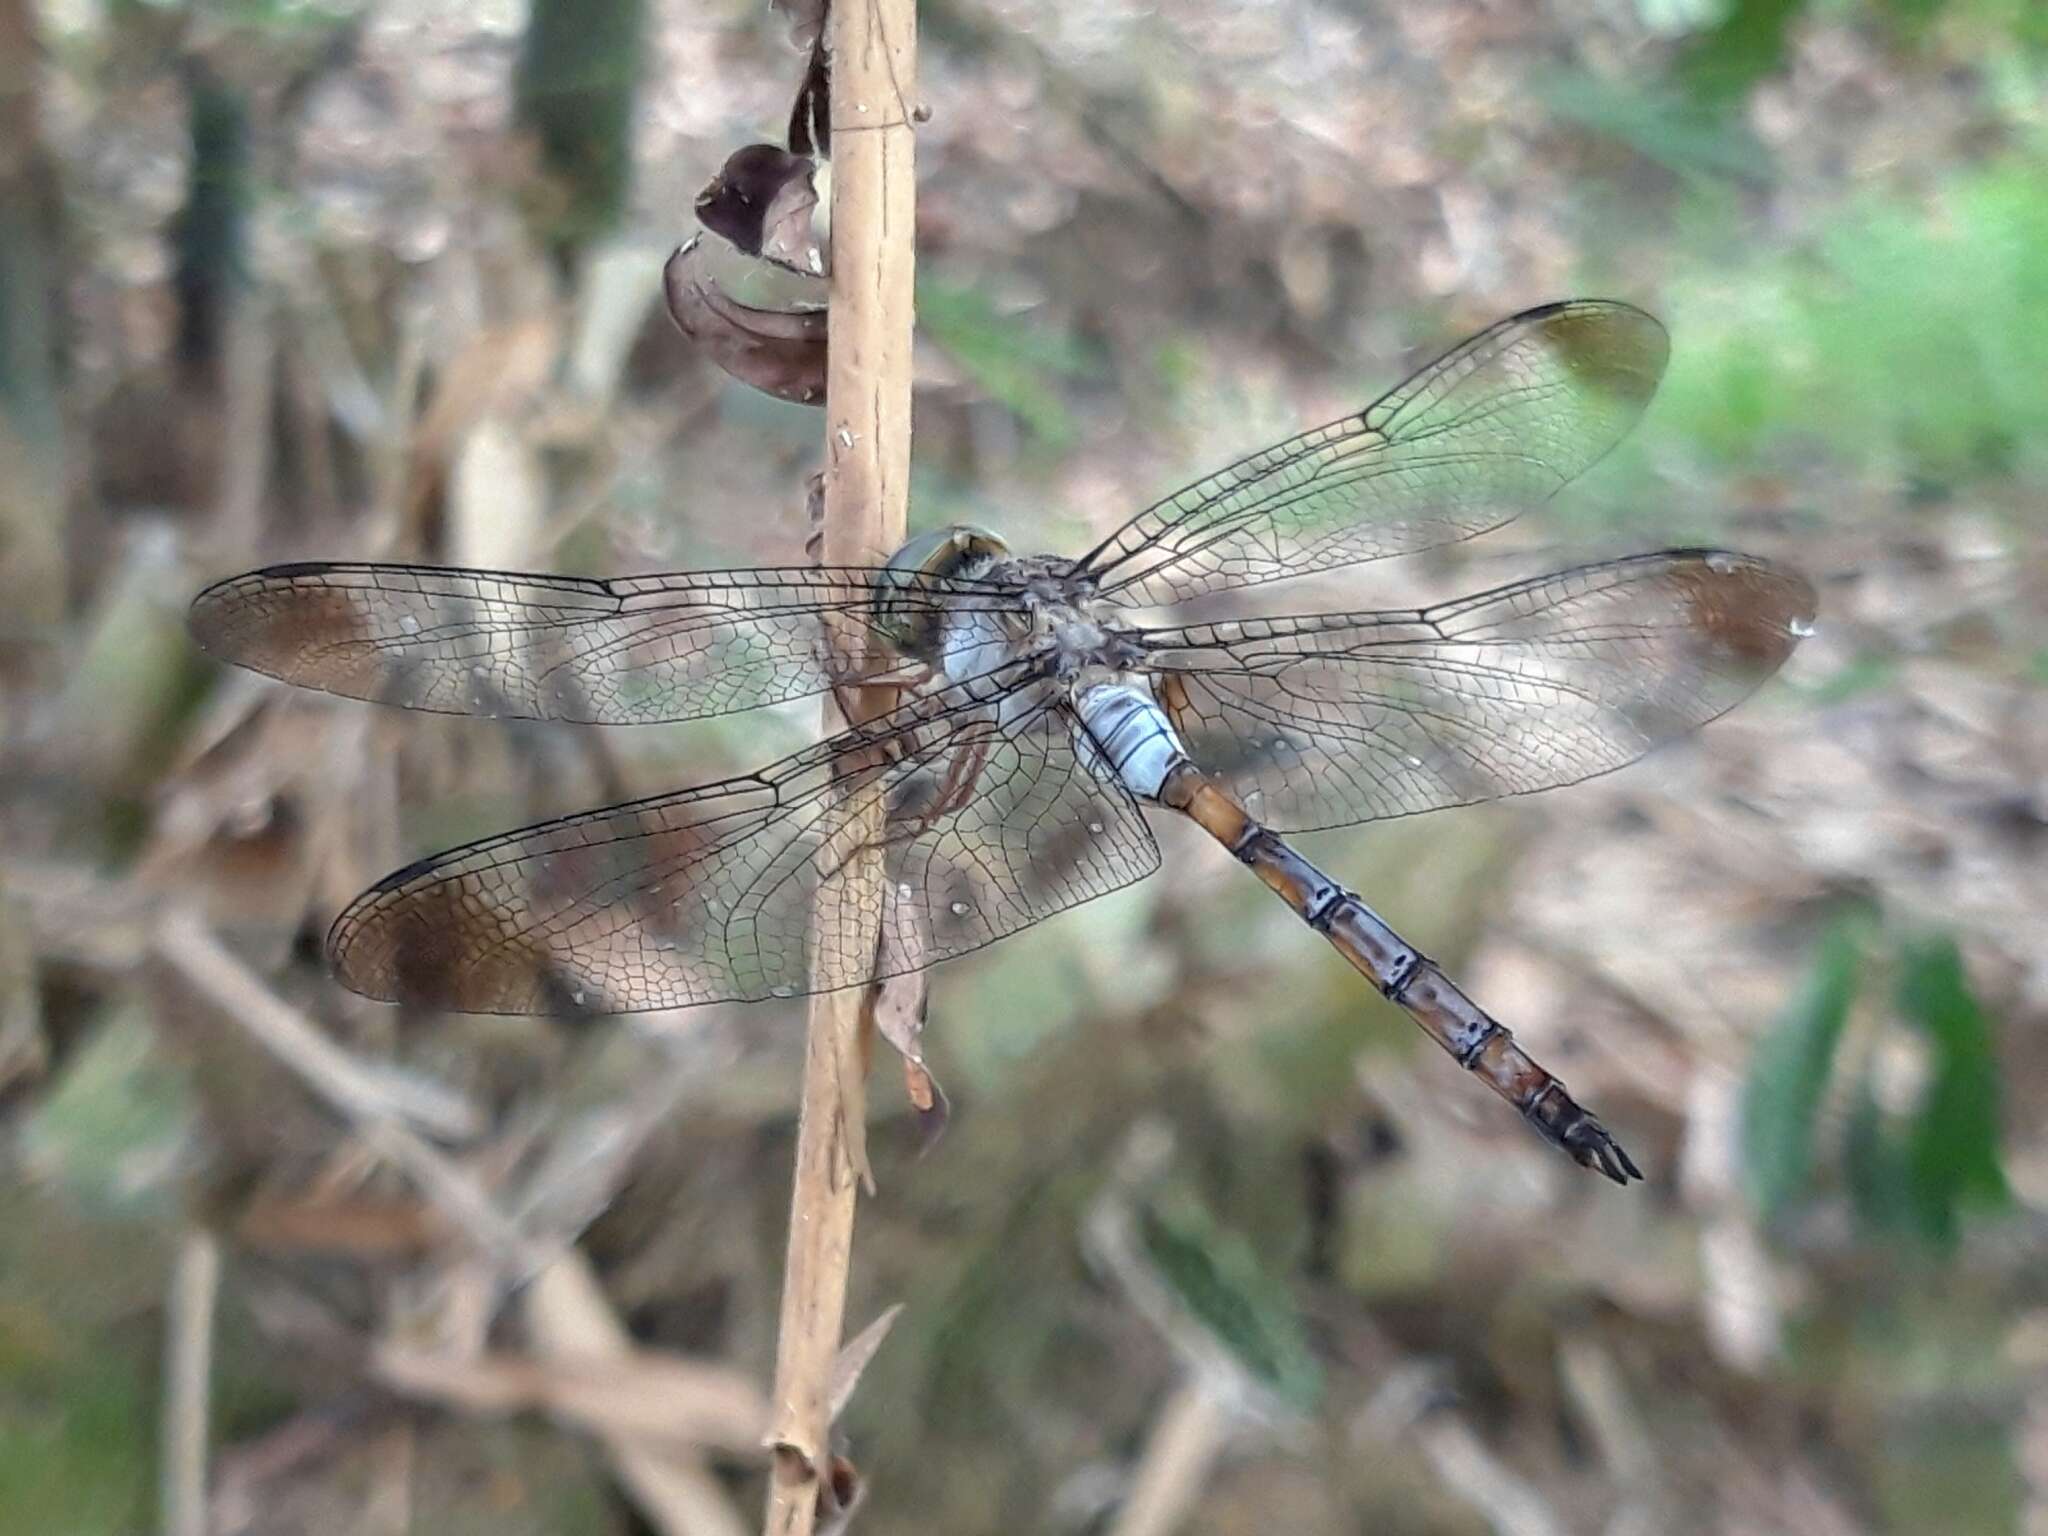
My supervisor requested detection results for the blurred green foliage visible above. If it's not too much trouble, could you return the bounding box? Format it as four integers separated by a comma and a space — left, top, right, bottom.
1675, 0, 1808, 102
1851, 935, 2011, 1247
19, 1011, 192, 1216
0, 1338, 154, 1536
1538, 71, 1772, 181
1742, 912, 1861, 1219
919, 280, 1103, 453
1659, 159, 2048, 487
1874, 1420, 2025, 1534
1744, 920, 2011, 1248
1136, 1190, 1321, 1411
515, 0, 647, 260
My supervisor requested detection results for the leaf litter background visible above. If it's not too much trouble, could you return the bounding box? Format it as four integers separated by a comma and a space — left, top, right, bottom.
2, 0, 2046, 1532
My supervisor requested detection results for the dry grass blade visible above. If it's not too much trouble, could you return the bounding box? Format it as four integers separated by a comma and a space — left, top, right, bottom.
524, 1252, 754, 1536
374, 1340, 771, 1455
0, 888, 46, 1091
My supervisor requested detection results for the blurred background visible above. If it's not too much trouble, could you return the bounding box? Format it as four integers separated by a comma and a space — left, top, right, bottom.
2, 0, 2045, 1531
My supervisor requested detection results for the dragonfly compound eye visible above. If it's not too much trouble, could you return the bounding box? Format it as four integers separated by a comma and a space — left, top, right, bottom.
871, 524, 1010, 661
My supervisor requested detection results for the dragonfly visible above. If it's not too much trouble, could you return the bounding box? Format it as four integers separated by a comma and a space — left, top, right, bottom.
189, 300, 1816, 1184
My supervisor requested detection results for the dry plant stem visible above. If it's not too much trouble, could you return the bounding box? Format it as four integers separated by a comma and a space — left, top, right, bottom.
152, 906, 480, 1140
1413, 1415, 1564, 1536
764, 1, 917, 1531
153, 909, 539, 1269
160, 1228, 221, 1536
524, 1254, 751, 1536
1107, 1377, 1232, 1536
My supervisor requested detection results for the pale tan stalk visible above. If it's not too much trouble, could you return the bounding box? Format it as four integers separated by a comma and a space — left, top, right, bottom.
160, 1229, 221, 1536
763, 2, 918, 1531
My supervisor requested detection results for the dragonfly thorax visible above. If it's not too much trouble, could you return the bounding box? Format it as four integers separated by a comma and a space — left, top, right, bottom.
1024, 596, 1145, 679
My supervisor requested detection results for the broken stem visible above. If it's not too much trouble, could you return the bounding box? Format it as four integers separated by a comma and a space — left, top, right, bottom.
762, 2, 918, 1533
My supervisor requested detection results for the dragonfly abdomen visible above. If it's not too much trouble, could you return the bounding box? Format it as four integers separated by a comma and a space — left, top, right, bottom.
1158, 763, 1642, 1185
1072, 681, 1190, 799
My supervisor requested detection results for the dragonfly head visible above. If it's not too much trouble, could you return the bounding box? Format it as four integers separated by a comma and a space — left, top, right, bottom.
873, 524, 1011, 661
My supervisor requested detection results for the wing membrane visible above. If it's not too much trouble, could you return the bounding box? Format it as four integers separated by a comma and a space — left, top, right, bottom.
1072, 301, 1669, 608
327, 667, 1161, 1013
1141, 550, 1815, 831
190, 562, 1023, 724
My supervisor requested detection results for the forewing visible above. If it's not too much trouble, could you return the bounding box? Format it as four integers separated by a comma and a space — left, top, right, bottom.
326, 669, 1160, 1013
1072, 301, 1669, 608
190, 562, 1019, 723
1143, 550, 1815, 831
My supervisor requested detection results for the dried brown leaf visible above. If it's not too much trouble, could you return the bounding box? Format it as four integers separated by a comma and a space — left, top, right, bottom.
788, 32, 831, 158
663, 235, 826, 406
815, 1454, 865, 1535
870, 895, 950, 1149
695, 144, 824, 275
234, 1192, 444, 1259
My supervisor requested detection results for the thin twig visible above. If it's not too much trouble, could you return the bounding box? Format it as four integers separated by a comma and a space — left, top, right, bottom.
159, 905, 752, 1534
161, 1228, 222, 1536
152, 906, 481, 1141
152, 908, 538, 1272
763, 2, 918, 1531
523, 1252, 752, 1536
1106, 1377, 1232, 1536
1360, 1366, 1566, 1536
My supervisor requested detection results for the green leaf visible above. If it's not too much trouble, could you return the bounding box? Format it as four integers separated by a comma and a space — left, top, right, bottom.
1676, 0, 1808, 103
1137, 1194, 1322, 1410
919, 282, 1098, 449
1742, 917, 1861, 1219
18, 1009, 192, 1215
1533, 71, 1770, 181
1843, 1063, 1916, 1237
1804, 652, 1900, 705
1897, 936, 2011, 1245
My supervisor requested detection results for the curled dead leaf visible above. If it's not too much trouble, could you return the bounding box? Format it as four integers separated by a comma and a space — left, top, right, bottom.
804, 470, 827, 565
695, 144, 824, 276
788, 30, 830, 159
663, 234, 826, 406
816, 1454, 865, 1534
871, 894, 951, 1151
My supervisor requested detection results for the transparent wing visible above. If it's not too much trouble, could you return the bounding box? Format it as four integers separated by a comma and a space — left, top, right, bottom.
326, 666, 1161, 1013
1140, 550, 1815, 832
190, 562, 1024, 724
1070, 301, 1669, 609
